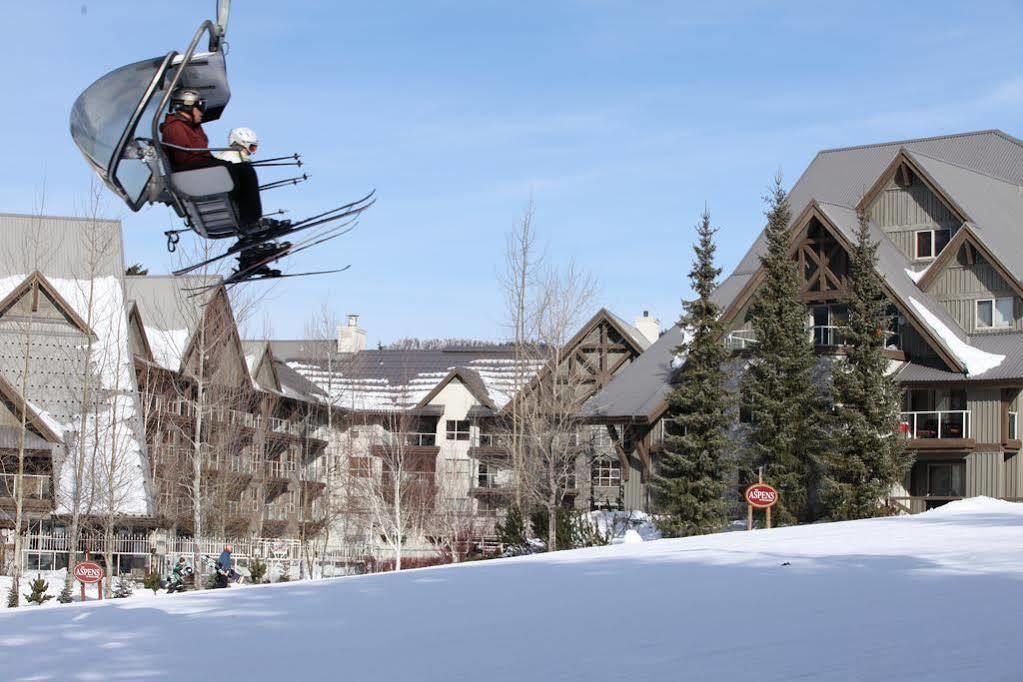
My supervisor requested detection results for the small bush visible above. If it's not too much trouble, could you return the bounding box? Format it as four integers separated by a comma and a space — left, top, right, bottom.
142, 571, 161, 594
24, 575, 53, 605
57, 583, 74, 604
248, 558, 268, 584
7, 579, 20, 608
112, 576, 134, 599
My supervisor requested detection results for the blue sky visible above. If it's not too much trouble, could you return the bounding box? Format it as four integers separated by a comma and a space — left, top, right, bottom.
2, 1, 1022, 344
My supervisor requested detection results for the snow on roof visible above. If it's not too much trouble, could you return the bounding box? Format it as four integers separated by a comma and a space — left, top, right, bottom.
908, 297, 1004, 377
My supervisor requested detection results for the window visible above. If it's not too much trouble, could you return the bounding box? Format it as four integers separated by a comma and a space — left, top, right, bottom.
915, 229, 950, 260
348, 456, 371, 478
976, 298, 1014, 329
445, 420, 470, 441
591, 457, 622, 487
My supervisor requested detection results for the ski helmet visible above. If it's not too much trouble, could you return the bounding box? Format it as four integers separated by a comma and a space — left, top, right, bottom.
170, 88, 205, 113
228, 127, 259, 149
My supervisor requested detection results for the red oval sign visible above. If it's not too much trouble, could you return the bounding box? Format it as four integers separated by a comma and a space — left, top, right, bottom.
73, 562, 104, 584
745, 483, 779, 509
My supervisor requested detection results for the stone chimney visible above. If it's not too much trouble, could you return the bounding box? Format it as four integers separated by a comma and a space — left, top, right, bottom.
634, 310, 660, 344
337, 314, 367, 353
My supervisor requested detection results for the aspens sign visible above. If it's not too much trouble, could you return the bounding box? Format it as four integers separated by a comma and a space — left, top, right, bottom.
73, 562, 104, 584
745, 484, 779, 509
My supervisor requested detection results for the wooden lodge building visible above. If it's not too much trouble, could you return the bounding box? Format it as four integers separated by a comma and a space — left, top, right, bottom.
583, 130, 1023, 514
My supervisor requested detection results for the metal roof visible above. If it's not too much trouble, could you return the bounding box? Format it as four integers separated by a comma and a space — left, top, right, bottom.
585, 129, 1023, 420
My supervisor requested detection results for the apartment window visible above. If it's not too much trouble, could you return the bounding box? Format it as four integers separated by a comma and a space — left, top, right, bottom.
445, 420, 470, 441
591, 457, 622, 487
915, 229, 950, 260
976, 298, 1013, 329
348, 456, 371, 478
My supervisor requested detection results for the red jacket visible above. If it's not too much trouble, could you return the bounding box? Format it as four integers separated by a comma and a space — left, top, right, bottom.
160, 113, 215, 170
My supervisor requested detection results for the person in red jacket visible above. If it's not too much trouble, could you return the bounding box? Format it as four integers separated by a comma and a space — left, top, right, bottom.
160, 89, 263, 228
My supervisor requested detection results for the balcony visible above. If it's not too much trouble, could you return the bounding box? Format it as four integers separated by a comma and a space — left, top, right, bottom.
403, 432, 437, 447
262, 459, 297, 479
811, 325, 846, 347
0, 474, 52, 510
206, 454, 255, 475
724, 329, 757, 351
899, 410, 972, 447
265, 503, 296, 521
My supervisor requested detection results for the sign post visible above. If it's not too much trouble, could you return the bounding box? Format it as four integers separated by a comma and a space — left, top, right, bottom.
745, 474, 779, 530
73, 561, 105, 601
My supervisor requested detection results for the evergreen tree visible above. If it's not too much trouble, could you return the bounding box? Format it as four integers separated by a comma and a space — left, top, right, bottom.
57, 584, 74, 604
741, 177, 827, 524
24, 575, 53, 605
652, 209, 730, 537
825, 213, 910, 518
7, 579, 19, 608
124, 263, 148, 276
248, 558, 268, 584
112, 576, 134, 598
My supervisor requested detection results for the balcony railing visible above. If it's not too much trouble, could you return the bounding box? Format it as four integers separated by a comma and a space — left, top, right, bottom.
811, 325, 846, 347
0, 474, 51, 500
473, 433, 510, 448
207, 455, 254, 474
266, 503, 296, 521
1010, 412, 1018, 441
899, 410, 971, 440
262, 460, 297, 478
403, 432, 437, 447
724, 329, 757, 351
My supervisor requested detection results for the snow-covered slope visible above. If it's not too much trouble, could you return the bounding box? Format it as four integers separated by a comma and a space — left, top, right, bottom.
3, 499, 1023, 681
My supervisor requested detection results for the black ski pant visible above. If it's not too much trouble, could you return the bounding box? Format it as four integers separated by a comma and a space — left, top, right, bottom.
188, 159, 263, 228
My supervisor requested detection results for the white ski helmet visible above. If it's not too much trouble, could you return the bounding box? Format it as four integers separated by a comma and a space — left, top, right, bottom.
228, 127, 259, 149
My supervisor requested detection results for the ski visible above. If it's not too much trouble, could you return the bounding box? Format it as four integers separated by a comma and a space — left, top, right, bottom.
172, 190, 374, 276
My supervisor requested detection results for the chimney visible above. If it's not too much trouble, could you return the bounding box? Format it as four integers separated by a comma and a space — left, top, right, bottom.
337, 314, 367, 353
634, 310, 660, 344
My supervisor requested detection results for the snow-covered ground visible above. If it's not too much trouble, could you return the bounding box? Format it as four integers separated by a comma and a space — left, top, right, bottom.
3, 498, 1022, 680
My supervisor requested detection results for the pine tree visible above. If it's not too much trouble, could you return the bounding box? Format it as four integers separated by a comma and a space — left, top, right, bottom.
7, 578, 19, 608
825, 213, 910, 518
24, 575, 54, 605
112, 576, 134, 598
741, 176, 827, 524
57, 584, 74, 604
652, 209, 730, 537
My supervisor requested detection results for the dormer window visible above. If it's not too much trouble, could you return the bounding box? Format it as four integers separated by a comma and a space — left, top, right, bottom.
976, 298, 1014, 329
915, 229, 950, 260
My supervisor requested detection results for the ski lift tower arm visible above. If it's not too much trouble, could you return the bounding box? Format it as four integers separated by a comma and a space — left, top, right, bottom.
215, 0, 231, 49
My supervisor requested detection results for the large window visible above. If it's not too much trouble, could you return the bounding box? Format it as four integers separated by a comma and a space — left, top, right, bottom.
591, 457, 622, 487
915, 229, 951, 260
445, 419, 470, 441
976, 297, 1014, 329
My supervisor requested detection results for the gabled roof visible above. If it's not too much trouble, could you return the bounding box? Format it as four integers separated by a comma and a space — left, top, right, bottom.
124, 275, 218, 372
0, 271, 96, 337
267, 341, 540, 412
585, 130, 1023, 423
902, 151, 1023, 292
915, 224, 1023, 299
416, 367, 496, 411
0, 371, 63, 443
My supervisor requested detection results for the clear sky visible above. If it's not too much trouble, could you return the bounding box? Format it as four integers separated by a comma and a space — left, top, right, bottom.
2, 1, 1022, 345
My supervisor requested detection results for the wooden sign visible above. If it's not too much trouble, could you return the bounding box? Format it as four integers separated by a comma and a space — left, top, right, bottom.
74, 561, 105, 601
745, 476, 779, 530
73, 561, 104, 583
745, 483, 779, 509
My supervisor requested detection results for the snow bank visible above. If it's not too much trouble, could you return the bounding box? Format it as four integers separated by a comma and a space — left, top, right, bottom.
8, 500, 1023, 680
908, 297, 1004, 376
